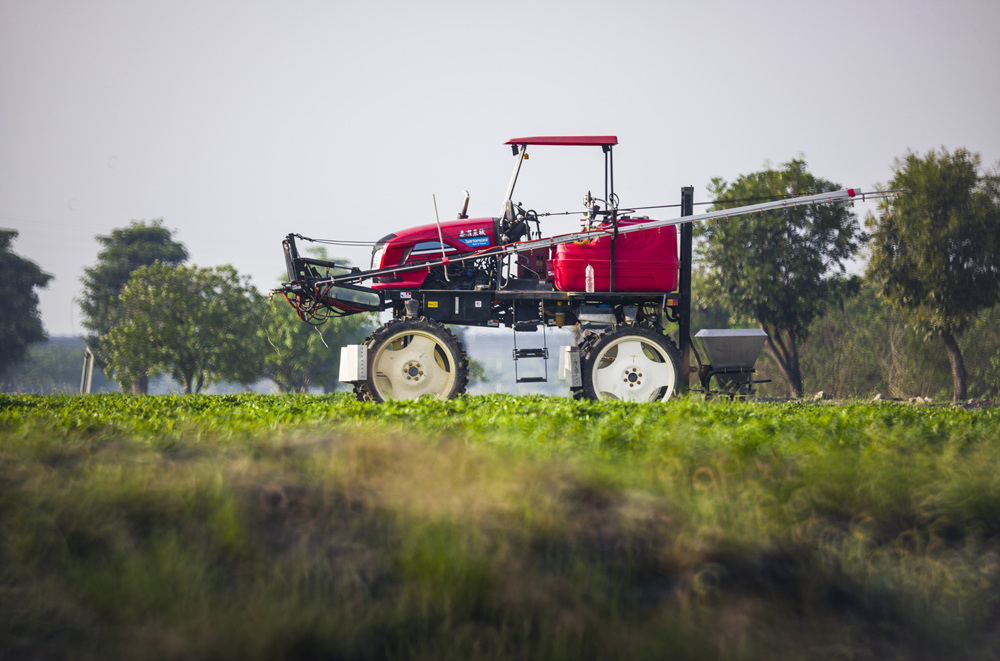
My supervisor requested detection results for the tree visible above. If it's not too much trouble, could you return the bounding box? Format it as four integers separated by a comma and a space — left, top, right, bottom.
105, 264, 266, 394
259, 249, 376, 393
260, 297, 375, 393
962, 303, 1000, 399
79, 219, 187, 393
797, 284, 952, 399
0, 230, 53, 374
697, 159, 864, 397
866, 148, 1000, 401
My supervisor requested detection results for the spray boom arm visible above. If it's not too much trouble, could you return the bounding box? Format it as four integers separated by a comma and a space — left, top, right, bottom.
296, 187, 898, 289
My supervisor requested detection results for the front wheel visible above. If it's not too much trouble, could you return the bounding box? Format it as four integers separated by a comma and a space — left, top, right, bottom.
581, 324, 680, 402
354, 317, 469, 402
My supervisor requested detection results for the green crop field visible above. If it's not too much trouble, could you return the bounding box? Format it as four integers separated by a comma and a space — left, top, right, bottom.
2, 394, 999, 660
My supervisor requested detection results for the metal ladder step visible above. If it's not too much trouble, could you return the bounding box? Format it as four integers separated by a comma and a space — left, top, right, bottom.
512, 306, 549, 384
513, 348, 549, 359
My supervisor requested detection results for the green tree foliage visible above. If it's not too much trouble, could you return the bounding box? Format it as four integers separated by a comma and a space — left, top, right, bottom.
782, 285, 1000, 401
260, 296, 375, 393
0, 230, 52, 374
964, 304, 1000, 399
867, 148, 1000, 401
798, 285, 952, 399
78, 219, 187, 392
260, 250, 376, 393
105, 264, 266, 394
697, 159, 864, 397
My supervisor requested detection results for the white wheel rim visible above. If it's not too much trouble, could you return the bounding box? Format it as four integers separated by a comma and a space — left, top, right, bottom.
372, 330, 457, 401
592, 337, 675, 402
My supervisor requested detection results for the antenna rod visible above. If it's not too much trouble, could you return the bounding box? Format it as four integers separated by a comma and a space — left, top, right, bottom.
432, 194, 450, 282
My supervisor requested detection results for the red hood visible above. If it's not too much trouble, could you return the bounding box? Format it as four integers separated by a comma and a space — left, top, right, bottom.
386, 217, 495, 244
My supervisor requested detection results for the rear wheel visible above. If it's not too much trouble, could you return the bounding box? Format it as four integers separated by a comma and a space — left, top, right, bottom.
581, 324, 680, 402
354, 317, 469, 402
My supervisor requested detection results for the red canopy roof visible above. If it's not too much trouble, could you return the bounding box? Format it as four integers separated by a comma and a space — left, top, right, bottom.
505, 136, 618, 147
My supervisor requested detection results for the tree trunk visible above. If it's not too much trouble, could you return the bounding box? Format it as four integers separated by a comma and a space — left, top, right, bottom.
130, 374, 148, 395
941, 329, 968, 401
763, 329, 804, 398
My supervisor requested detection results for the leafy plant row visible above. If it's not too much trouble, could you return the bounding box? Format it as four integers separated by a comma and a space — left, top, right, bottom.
3, 394, 1000, 659
1, 392, 995, 453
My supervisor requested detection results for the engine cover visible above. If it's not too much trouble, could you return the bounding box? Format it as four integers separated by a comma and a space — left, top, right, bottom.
370, 217, 497, 290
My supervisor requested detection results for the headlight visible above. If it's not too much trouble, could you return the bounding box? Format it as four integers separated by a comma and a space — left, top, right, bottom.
371, 246, 386, 271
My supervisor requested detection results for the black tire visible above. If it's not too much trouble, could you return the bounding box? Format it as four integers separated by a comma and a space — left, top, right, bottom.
570, 330, 601, 401
353, 317, 469, 403
580, 323, 680, 402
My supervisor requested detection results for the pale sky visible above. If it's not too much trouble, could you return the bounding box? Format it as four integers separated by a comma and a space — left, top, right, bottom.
2, 0, 998, 336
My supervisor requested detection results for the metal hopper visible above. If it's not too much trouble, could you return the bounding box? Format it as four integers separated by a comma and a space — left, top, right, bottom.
694, 329, 769, 395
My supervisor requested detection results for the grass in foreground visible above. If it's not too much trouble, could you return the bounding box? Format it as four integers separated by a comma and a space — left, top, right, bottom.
1, 393, 999, 659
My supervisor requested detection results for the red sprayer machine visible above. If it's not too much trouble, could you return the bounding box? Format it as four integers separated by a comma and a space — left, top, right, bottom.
274, 136, 893, 402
